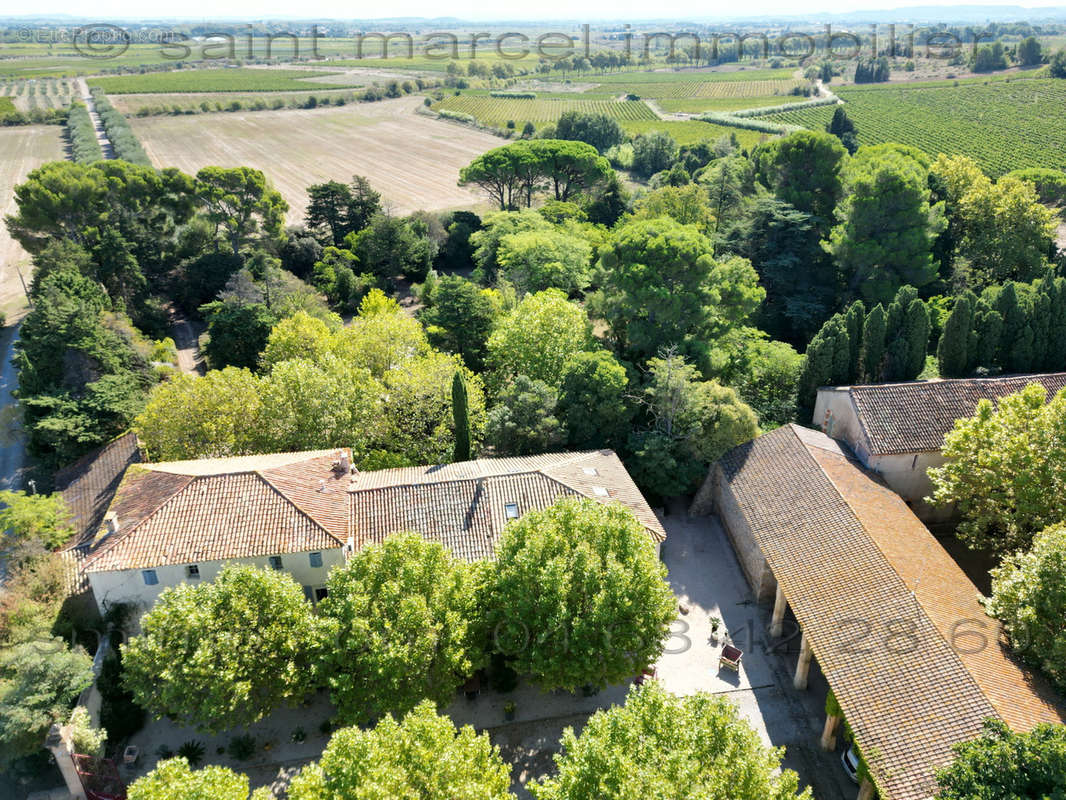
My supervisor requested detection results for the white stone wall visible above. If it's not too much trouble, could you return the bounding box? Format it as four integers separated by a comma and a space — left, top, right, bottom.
867, 451, 954, 522
708, 466, 775, 602
813, 388, 872, 462
86, 547, 346, 617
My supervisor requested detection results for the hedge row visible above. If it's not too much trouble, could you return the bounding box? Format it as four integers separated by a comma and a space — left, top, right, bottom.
90, 89, 151, 166
695, 111, 804, 134
437, 108, 477, 124
731, 95, 840, 118
66, 102, 103, 164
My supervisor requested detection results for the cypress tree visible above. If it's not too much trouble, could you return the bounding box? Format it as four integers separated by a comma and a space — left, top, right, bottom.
902, 298, 932, 379
1028, 285, 1051, 372
995, 283, 1032, 372
845, 301, 866, 382
451, 370, 471, 463
1046, 277, 1066, 370
971, 299, 1003, 371
799, 313, 850, 413
860, 303, 887, 382
937, 294, 972, 377
882, 286, 920, 381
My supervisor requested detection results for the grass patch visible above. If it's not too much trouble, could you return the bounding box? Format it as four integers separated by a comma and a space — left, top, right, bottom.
620, 118, 770, 148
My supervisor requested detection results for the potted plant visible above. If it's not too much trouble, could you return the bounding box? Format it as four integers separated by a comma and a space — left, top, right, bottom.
503, 701, 516, 721
710, 615, 722, 634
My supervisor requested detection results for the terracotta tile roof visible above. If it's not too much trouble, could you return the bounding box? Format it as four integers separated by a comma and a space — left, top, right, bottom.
352, 473, 578, 560
844, 373, 1066, 455
56, 432, 142, 550
716, 425, 1065, 800
349, 450, 665, 560
81, 451, 350, 573
79, 448, 661, 574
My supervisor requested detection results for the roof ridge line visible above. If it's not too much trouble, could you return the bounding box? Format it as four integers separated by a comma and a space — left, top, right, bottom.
80, 472, 196, 569
536, 470, 664, 538
347, 467, 551, 494
256, 470, 346, 547
800, 438, 1002, 725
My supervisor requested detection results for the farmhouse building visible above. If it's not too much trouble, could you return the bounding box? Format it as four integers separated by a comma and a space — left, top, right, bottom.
691, 424, 1066, 800
66, 445, 665, 615
813, 372, 1066, 521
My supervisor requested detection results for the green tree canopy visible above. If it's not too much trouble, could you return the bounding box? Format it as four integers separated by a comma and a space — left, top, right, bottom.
350, 213, 433, 282
420, 275, 500, 372
986, 523, 1066, 691
15, 262, 153, 465
931, 155, 1057, 288
452, 370, 471, 462
1050, 47, 1066, 78
763, 129, 847, 230
128, 758, 270, 800
379, 350, 487, 465
496, 228, 593, 295
469, 209, 552, 284
134, 367, 264, 460
530, 681, 811, 800
0, 638, 94, 769
201, 300, 278, 370
631, 184, 716, 238
487, 497, 676, 691
318, 533, 484, 725
554, 111, 626, 153
928, 384, 1066, 554
631, 131, 679, 179
122, 564, 321, 732
935, 718, 1066, 800
288, 702, 513, 800
735, 196, 832, 345
828, 144, 945, 304
557, 350, 632, 451
1016, 36, 1043, 66
137, 303, 482, 465
304, 175, 382, 246
595, 218, 763, 369
487, 289, 593, 387
485, 374, 566, 456
196, 166, 287, 257
0, 491, 74, 551
459, 140, 611, 209
627, 353, 760, 498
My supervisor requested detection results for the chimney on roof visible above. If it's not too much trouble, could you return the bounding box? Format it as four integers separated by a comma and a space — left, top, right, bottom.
104, 512, 119, 536
338, 450, 350, 473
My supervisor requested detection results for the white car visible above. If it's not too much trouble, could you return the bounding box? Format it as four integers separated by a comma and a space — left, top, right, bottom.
841, 743, 861, 784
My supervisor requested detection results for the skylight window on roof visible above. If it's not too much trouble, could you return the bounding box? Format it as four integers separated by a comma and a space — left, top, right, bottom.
592, 486, 610, 497
582, 467, 599, 476
504, 502, 520, 520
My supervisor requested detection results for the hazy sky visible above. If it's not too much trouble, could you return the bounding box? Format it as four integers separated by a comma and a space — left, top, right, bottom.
19, 0, 1066, 21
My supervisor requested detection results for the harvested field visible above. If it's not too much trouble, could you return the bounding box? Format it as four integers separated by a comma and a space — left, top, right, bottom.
0, 124, 65, 319
131, 96, 499, 220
